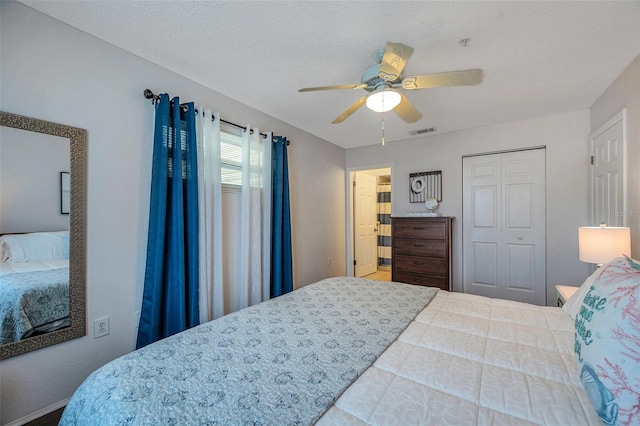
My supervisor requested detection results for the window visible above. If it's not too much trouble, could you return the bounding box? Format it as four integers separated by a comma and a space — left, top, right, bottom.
220, 124, 265, 188
220, 126, 243, 187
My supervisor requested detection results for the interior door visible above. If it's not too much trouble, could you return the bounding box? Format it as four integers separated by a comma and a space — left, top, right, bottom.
354, 172, 378, 277
463, 149, 546, 305
591, 111, 625, 226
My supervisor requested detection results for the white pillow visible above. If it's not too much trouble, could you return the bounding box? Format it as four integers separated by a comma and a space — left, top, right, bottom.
562, 257, 617, 320
0, 238, 10, 263
0, 231, 69, 263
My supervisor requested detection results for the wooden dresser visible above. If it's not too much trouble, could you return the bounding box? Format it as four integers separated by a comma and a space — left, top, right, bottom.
391, 217, 453, 290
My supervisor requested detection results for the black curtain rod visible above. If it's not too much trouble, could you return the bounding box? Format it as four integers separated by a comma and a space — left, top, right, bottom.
143, 89, 290, 145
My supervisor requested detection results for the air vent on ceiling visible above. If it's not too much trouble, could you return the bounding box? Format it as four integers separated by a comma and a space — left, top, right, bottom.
409, 127, 437, 136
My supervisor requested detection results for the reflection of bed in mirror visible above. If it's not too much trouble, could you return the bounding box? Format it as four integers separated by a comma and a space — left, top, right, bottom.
0, 231, 71, 344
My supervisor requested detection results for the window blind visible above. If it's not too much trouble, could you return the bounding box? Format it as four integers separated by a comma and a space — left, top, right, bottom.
220, 128, 243, 186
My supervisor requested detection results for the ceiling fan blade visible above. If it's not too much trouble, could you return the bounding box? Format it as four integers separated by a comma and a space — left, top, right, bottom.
332, 96, 367, 124
394, 93, 422, 123
401, 69, 484, 90
378, 42, 414, 82
299, 83, 369, 92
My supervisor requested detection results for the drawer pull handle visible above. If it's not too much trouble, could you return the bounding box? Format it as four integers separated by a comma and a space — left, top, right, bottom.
414, 244, 425, 247
413, 227, 425, 230
413, 261, 425, 265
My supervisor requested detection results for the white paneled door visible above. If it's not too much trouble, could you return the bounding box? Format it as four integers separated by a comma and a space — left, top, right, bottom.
463, 149, 546, 305
591, 110, 626, 227
354, 172, 378, 277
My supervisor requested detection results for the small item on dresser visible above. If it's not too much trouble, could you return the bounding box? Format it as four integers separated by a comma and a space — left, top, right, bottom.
424, 197, 439, 211
404, 198, 443, 217
404, 212, 442, 217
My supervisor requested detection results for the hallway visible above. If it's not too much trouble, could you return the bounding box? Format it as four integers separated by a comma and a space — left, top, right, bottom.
363, 266, 391, 282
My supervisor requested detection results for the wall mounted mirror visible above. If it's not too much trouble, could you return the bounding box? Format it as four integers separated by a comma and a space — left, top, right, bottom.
0, 111, 86, 359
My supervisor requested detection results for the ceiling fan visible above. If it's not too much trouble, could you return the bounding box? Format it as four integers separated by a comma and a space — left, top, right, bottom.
299, 42, 483, 124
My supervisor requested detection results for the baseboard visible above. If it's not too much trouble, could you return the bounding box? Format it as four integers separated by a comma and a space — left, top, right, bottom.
5, 397, 70, 426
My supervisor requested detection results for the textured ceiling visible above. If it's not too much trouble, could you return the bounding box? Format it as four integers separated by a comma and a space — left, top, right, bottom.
19, 1, 640, 149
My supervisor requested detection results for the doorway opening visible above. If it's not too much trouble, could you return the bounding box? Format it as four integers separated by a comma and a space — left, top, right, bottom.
347, 166, 392, 281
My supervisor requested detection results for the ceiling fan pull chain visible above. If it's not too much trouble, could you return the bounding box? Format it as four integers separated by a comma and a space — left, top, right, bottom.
380, 94, 385, 145
381, 110, 385, 146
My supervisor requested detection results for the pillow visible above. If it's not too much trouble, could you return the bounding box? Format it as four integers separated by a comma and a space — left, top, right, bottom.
0, 231, 69, 263
574, 256, 640, 425
0, 237, 10, 263
563, 258, 617, 320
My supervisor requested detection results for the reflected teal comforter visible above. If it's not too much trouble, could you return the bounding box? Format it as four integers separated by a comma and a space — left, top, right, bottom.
0, 268, 69, 344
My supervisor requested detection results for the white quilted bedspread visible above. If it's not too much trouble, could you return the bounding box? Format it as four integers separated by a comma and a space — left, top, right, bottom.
317, 290, 601, 425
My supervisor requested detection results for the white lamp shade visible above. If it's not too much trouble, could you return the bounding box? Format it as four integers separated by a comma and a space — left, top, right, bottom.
366, 90, 401, 112
578, 226, 631, 264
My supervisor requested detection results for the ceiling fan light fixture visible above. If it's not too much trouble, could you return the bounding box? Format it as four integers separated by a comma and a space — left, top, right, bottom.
366, 89, 401, 112
298, 41, 483, 125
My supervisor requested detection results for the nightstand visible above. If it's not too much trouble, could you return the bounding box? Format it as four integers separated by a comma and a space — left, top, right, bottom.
555, 285, 580, 307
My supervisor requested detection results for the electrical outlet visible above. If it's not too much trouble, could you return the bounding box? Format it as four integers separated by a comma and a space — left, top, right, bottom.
327, 257, 332, 266
94, 316, 110, 338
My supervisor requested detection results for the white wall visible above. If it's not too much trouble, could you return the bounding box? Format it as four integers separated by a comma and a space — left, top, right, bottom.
0, 127, 70, 233
0, 2, 345, 424
346, 109, 593, 305
590, 56, 640, 256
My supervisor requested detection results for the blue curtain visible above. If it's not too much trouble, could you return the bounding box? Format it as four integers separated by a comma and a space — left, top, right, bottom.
271, 136, 293, 297
137, 94, 199, 349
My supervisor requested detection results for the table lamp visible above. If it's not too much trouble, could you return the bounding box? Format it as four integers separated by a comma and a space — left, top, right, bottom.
578, 223, 631, 267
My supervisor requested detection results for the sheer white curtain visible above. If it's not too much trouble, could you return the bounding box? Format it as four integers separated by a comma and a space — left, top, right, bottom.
197, 114, 272, 318
238, 127, 272, 308
196, 109, 224, 322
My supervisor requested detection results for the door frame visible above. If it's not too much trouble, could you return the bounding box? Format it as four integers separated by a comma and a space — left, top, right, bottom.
345, 163, 394, 277
589, 108, 627, 226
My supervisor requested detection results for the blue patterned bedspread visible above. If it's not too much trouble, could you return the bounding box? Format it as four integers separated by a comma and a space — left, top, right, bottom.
61, 277, 437, 425
0, 268, 69, 345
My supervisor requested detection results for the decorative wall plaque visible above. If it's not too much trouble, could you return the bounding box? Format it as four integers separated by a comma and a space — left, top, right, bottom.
409, 170, 442, 203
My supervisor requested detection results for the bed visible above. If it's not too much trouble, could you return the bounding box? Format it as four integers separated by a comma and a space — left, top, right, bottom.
0, 231, 70, 344
61, 257, 640, 425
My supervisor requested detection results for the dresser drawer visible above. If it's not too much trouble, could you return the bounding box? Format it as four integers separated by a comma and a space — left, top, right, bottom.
393, 238, 446, 258
394, 255, 447, 275
392, 220, 447, 240
393, 272, 448, 290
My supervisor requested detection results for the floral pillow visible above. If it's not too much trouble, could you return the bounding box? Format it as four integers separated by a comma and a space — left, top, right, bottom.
575, 256, 640, 425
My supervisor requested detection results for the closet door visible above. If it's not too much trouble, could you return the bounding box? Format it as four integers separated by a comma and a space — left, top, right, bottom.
463, 149, 546, 305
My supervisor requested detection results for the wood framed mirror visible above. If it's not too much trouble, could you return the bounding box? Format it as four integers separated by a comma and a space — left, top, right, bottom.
0, 111, 86, 359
